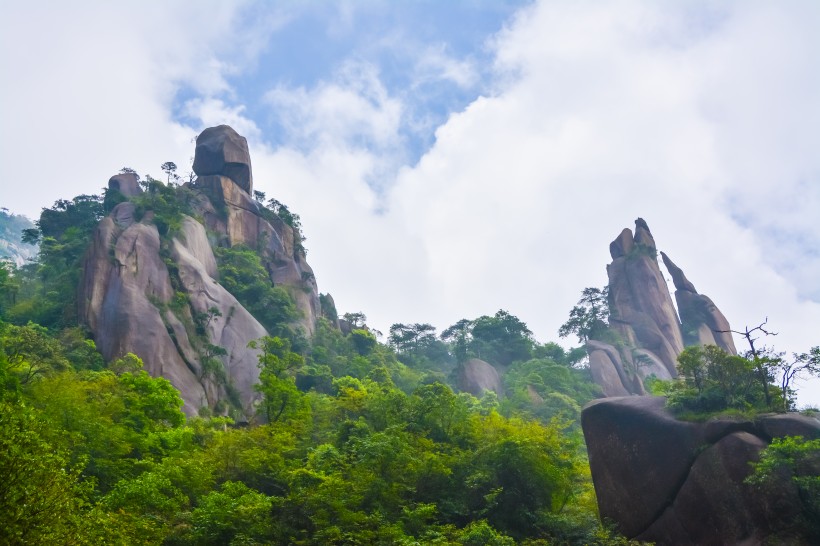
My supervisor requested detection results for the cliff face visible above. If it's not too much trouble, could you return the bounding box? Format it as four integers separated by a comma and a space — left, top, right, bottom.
582, 397, 820, 545
80, 125, 321, 418
588, 219, 735, 396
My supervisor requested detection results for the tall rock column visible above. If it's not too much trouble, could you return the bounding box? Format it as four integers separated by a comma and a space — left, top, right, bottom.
585, 218, 737, 396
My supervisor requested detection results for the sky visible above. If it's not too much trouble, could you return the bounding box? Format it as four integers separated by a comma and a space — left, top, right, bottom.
2, 0, 820, 406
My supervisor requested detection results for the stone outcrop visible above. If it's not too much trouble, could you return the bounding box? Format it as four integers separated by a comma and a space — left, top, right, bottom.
80, 210, 209, 413
582, 397, 820, 545
108, 172, 142, 197
662, 252, 736, 353
192, 125, 253, 194
80, 125, 322, 418
457, 358, 503, 397
587, 219, 736, 396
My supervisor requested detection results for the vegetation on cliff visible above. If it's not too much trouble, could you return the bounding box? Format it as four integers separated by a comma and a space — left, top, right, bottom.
0, 180, 636, 544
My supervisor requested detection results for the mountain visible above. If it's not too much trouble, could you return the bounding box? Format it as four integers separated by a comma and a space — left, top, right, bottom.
586, 219, 736, 396
0, 209, 37, 266
80, 125, 324, 419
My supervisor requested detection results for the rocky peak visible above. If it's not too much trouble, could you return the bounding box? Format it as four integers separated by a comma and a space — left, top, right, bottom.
586, 219, 736, 396
108, 172, 142, 197
192, 125, 253, 194
81, 125, 321, 418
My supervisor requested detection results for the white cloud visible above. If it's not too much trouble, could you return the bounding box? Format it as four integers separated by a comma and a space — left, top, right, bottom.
2, 0, 819, 406
264, 61, 403, 153
270, 0, 820, 404
0, 0, 273, 215
414, 45, 479, 89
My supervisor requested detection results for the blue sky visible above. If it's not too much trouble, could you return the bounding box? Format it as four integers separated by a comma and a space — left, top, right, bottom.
2, 0, 820, 405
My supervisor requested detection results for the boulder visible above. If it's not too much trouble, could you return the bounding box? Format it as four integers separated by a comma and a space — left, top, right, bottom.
609, 228, 634, 259
638, 432, 768, 545
108, 172, 142, 197
587, 340, 642, 395
583, 397, 820, 545
193, 125, 253, 193
582, 396, 703, 537
458, 358, 503, 397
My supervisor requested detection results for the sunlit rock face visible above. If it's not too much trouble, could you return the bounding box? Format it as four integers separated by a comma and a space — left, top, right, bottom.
582, 397, 820, 545
586, 218, 736, 396
80, 125, 320, 418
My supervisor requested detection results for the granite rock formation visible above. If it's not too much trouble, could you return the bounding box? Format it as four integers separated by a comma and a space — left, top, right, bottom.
457, 358, 504, 397
587, 219, 735, 396
108, 172, 142, 197
582, 396, 820, 545
192, 125, 253, 194
80, 125, 321, 418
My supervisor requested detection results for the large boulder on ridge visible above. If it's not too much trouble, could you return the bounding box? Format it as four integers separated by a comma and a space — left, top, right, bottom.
582, 397, 820, 545
193, 125, 253, 193
458, 358, 503, 397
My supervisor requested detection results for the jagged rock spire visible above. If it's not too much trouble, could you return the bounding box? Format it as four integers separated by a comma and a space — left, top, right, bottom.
587, 219, 736, 397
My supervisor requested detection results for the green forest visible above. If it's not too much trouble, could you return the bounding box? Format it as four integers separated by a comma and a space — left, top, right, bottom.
1, 182, 817, 545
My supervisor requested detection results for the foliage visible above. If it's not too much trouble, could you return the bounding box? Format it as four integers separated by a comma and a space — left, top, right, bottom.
746, 436, 820, 541
502, 356, 602, 424
0, 401, 89, 544
559, 287, 610, 343
652, 345, 786, 416
132, 176, 196, 236
216, 245, 301, 343
251, 336, 307, 423
442, 310, 535, 368
6, 195, 103, 328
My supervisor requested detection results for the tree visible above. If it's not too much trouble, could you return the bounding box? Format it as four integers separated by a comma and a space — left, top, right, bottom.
388, 323, 437, 354
746, 435, 820, 541
160, 162, 179, 184
559, 287, 610, 343
659, 345, 779, 414
470, 310, 534, 367
776, 347, 820, 410
0, 402, 89, 544
342, 312, 367, 329
719, 319, 779, 409
441, 318, 473, 363
250, 336, 305, 422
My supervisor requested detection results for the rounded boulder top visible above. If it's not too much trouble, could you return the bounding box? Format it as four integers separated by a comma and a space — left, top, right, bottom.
192, 125, 253, 194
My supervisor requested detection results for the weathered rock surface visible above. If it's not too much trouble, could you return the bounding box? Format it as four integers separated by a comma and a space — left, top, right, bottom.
80, 217, 208, 414
606, 220, 683, 378
194, 174, 319, 335
81, 125, 323, 417
192, 125, 253, 193
171, 217, 266, 416
108, 172, 142, 197
582, 397, 820, 545
586, 219, 737, 396
458, 358, 503, 397
662, 251, 736, 353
